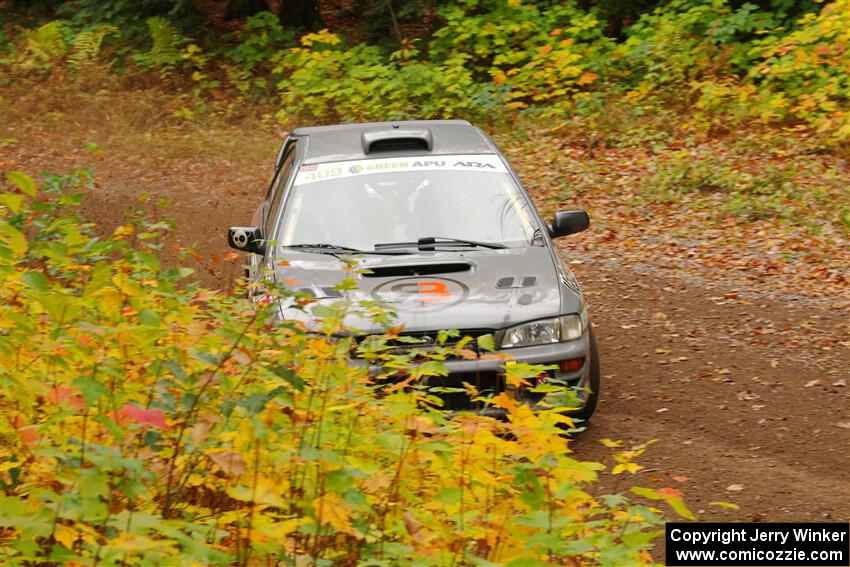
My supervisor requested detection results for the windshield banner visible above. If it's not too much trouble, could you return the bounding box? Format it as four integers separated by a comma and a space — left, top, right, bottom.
295, 154, 509, 185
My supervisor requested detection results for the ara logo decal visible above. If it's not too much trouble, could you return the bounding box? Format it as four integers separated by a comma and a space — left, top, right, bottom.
452, 161, 496, 169
371, 277, 469, 312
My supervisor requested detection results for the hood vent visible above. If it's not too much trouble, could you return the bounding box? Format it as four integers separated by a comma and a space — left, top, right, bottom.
362, 263, 471, 278
362, 128, 433, 154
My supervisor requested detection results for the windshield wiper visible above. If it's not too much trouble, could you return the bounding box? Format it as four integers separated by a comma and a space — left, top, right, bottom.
280, 243, 410, 255
374, 236, 507, 251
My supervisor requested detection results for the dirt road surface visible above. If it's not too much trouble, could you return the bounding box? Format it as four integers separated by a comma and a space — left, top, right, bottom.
2, 106, 848, 534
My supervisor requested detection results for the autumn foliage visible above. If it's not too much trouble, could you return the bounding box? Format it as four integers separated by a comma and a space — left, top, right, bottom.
2, 1, 847, 145
0, 171, 696, 564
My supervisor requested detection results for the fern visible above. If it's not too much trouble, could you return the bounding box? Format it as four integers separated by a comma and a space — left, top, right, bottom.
68, 24, 119, 68
19, 21, 68, 69
133, 16, 186, 75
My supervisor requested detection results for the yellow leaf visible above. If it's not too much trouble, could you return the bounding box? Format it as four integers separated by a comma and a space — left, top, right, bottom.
600, 438, 622, 448
612, 462, 642, 475
54, 524, 77, 550
268, 517, 309, 539
112, 272, 140, 297
112, 224, 134, 239
312, 492, 356, 535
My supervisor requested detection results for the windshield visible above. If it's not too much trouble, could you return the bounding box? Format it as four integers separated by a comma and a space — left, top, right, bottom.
277, 154, 540, 252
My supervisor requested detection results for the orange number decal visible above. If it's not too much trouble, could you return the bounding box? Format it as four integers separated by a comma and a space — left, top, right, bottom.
417, 281, 451, 303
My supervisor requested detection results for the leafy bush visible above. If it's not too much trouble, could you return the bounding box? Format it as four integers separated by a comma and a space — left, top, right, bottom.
0, 170, 689, 564
67, 24, 119, 68
223, 11, 295, 99
744, 2, 850, 140
618, 0, 849, 141
11, 21, 70, 72
132, 16, 188, 75
53, 0, 200, 41
429, 0, 612, 113
1, 0, 845, 142
273, 30, 494, 123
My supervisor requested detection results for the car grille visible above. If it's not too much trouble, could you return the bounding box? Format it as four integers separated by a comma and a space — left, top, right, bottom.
422, 371, 506, 411
355, 328, 496, 359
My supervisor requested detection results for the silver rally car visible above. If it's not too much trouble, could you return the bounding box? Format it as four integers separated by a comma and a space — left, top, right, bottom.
228, 120, 600, 420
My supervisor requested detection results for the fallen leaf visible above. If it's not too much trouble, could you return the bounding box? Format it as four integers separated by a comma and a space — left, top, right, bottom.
804, 379, 820, 388
832, 379, 846, 387
726, 484, 745, 492
656, 407, 669, 413
672, 475, 690, 483
710, 501, 740, 510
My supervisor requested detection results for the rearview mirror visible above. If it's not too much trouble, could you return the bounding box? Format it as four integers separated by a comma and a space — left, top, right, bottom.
228, 226, 265, 255
549, 210, 590, 238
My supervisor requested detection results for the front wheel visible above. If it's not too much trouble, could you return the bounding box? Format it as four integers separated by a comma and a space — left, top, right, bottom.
571, 323, 600, 422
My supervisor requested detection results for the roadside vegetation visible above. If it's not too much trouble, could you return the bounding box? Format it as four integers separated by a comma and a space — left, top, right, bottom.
1, 0, 847, 564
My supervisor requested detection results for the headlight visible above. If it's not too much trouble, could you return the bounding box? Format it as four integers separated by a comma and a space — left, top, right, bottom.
501, 314, 583, 349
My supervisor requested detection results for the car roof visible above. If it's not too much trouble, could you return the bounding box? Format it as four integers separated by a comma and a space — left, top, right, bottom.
291, 120, 500, 164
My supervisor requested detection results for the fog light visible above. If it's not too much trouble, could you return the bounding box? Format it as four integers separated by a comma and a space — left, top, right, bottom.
559, 357, 585, 372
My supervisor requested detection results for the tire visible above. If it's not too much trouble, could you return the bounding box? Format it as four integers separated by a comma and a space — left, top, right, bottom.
571, 322, 600, 422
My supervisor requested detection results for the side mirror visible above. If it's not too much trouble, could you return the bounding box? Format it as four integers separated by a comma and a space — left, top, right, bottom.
228, 226, 265, 255
549, 210, 590, 238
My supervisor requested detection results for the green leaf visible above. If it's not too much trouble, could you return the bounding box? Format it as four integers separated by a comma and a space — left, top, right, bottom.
505, 556, 550, 567
74, 376, 109, 405
630, 486, 661, 500
410, 360, 447, 378
311, 303, 336, 318
667, 495, 696, 520
78, 468, 109, 499
192, 351, 220, 367
6, 171, 37, 197
435, 486, 461, 504
137, 309, 162, 327
0, 220, 28, 257
477, 333, 496, 352
22, 271, 50, 293
0, 192, 24, 213
38, 292, 81, 321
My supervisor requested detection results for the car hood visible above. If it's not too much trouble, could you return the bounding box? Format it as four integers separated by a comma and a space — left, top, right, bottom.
273, 246, 577, 334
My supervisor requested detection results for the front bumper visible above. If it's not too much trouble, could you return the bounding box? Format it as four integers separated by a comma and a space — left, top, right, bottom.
356, 329, 592, 416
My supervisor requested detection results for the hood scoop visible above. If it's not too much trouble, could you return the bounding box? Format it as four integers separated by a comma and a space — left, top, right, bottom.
362, 263, 471, 278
